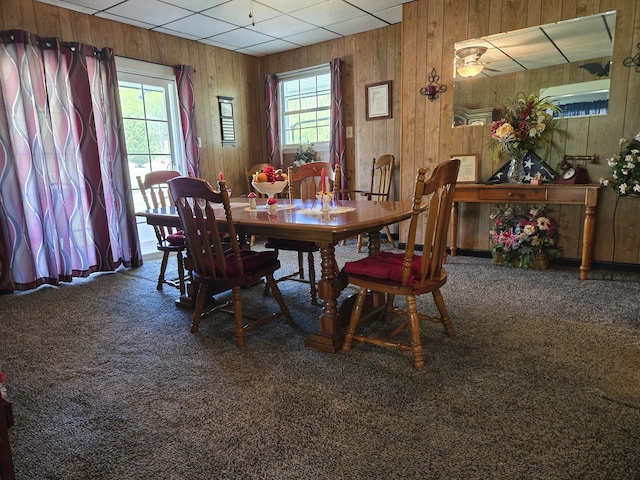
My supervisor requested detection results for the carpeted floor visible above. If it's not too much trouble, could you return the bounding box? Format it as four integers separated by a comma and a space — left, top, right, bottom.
1, 241, 639, 479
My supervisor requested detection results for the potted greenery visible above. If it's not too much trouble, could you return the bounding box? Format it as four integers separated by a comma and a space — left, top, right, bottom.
293, 141, 316, 167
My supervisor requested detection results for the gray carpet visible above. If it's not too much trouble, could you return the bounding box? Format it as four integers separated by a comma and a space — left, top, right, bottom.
1, 242, 639, 479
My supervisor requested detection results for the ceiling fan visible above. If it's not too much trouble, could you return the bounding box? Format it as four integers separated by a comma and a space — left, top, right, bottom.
455, 46, 500, 77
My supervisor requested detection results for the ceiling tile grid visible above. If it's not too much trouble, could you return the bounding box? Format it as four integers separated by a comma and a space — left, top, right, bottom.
35, 0, 413, 56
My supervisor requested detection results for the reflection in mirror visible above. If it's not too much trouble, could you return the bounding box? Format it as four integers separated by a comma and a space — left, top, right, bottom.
453, 11, 616, 127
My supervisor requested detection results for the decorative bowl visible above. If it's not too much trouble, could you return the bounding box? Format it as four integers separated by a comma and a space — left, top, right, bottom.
251, 180, 288, 199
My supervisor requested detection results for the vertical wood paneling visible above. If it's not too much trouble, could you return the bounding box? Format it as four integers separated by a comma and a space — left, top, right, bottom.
403, 0, 640, 264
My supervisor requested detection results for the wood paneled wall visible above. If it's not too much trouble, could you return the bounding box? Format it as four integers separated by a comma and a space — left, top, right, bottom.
0, 0, 264, 195
258, 25, 402, 197
402, 0, 640, 264
3, 0, 640, 264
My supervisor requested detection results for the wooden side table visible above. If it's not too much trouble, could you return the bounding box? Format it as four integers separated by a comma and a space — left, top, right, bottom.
0, 397, 15, 480
451, 184, 601, 280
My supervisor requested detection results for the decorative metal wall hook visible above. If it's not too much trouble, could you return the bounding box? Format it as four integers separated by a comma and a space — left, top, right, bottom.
623, 43, 640, 72
420, 67, 447, 101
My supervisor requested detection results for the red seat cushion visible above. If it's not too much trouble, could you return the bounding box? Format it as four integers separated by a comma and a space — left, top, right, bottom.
166, 230, 186, 246
343, 251, 422, 285
215, 249, 278, 277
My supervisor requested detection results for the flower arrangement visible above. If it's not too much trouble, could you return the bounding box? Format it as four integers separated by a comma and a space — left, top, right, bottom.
293, 141, 316, 167
0, 370, 7, 399
486, 90, 565, 162
489, 205, 561, 269
601, 132, 640, 196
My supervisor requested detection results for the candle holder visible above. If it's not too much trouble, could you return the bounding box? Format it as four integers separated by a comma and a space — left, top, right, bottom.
316, 192, 333, 212
419, 67, 447, 102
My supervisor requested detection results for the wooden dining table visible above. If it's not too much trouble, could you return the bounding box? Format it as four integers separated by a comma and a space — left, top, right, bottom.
137, 198, 418, 353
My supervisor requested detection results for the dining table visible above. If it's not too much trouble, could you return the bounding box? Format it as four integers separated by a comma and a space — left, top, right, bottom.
137, 197, 418, 353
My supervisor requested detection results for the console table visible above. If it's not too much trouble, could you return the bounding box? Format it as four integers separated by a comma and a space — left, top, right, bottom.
451, 184, 600, 280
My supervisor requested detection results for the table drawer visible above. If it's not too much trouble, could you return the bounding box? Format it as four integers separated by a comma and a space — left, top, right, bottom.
478, 188, 547, 202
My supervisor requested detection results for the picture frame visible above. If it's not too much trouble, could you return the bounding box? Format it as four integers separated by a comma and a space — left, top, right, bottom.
217, 96, 235, 145
450, 154, 479, 183
365, 81, 392, 120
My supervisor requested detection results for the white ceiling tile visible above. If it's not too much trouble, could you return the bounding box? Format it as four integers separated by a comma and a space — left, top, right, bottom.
346, 0, 409, 10
35, 0, 100, 14
104, 0, 192, 26
326, 15, 386, 37
208, 28, 275, 48
242, 39, 300, 55
374, 5, 403, 24
152, 26, 201, 41
161, 13, 236, 38
158, 0, 227, 13
95, 12, 156, 29
253, 0, 327, 14
283, 28, 341, 47
251, 15, 318, 38
289, 0, 363, 28
59, 0, 121, 10
202, 0, 281, 27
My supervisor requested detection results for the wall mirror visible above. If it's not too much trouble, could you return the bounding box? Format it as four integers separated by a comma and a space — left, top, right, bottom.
452, 11, 616, 127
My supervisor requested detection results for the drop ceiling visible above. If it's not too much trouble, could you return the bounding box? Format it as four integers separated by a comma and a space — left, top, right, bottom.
36, 0, 413, 56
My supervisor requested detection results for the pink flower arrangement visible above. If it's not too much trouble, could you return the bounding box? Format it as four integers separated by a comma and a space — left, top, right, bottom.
489, 205, 560, 268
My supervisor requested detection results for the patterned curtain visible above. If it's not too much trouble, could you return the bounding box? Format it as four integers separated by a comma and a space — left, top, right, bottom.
330, 58, 347, 197
174, 65, 200, 177
0, 30, 142, 292
264, 74, 281, 167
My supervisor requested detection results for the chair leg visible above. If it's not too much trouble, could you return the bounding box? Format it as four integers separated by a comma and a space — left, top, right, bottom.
190, 283, 208, 333
176, 251, 186, 296
232, 287, 246, 348
406, 294, 425, 368
307, 252, 318, 305
356, 234, 364, 253
297, 252, 305, 279
157, 250, 170, 290
265, 273, 294, 325
383, 225, 396, 249
384, 294, 395, 321
432, 288, 455, 337
342, 287, 368, 352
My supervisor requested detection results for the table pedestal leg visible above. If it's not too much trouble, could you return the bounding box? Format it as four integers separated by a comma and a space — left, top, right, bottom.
450, 201, 459, 257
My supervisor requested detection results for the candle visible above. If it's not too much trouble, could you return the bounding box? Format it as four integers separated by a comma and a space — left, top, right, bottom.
219, 171, 224, 181
320, 168, 326, 193
428, 85, 437, 95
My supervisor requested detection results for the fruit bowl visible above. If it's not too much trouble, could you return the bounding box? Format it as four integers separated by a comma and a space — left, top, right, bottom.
251, 180, 288, 199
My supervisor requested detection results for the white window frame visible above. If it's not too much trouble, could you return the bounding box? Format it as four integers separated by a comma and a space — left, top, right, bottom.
116, 57, 187, 174
278, 64, 331, 155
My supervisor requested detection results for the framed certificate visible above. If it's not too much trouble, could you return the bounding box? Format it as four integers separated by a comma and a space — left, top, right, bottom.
365, 81, 392, 120
450, 154, 479, 183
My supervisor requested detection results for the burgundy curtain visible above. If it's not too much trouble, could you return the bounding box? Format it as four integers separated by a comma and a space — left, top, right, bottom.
0, 30, 141, 292
174, 65, 200, 177
330, 58, 347, 197
264, 74, 281, 167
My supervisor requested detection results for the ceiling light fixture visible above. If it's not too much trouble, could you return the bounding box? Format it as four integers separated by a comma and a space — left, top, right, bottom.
456, 46, 487, 78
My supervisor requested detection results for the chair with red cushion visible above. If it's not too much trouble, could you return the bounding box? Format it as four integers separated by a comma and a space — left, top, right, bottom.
341, 159, 460, 368
264, 162, 340, 305
168, 176, 293, 345
137, 170, 187, 295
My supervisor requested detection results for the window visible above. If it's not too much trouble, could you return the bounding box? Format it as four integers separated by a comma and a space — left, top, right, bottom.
279, 65, 330, 151
116, 57, 186, 255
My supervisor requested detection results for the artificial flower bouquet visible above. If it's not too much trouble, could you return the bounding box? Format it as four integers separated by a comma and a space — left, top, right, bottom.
601, 132, 640, 196
489, 205, 561, 269
486, 90, 564, 162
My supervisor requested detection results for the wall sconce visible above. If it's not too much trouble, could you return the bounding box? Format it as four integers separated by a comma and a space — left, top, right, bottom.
420, 67, 447, 101
623, 43, 640, 72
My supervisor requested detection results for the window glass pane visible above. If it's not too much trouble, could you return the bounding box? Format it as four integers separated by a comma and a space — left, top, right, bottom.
123, 119, 149, 154
143, 87, 168, 121
128, 154, 149, 169
147, 121, 170, 154
119, 83, 145, 118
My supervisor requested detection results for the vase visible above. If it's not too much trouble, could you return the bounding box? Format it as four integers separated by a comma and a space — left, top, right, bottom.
492, 253, 504, 266
507, 152, 526, 184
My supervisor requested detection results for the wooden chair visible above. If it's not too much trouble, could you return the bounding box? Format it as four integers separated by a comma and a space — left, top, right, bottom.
167, 176, 293, 345
264, 161, 340, 305
136, 170, 186, 295
343, 155, 396, 252
341, 159, 460, 368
